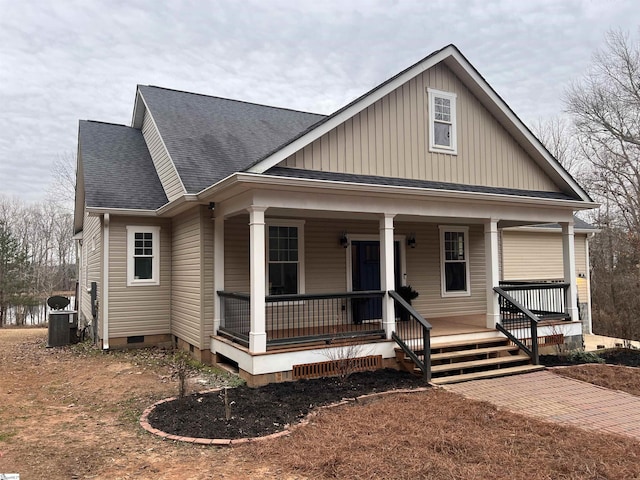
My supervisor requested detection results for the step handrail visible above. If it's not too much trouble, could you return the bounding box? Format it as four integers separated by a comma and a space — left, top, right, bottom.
493, 286, 539, 364
389, 290, 432, 381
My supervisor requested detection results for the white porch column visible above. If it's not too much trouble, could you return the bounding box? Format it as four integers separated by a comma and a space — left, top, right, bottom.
248, 206, 267, 353
561, 221, 580, 322
380, 214, 396, 339
484, 219, 500, 328
213, 213, 225, 335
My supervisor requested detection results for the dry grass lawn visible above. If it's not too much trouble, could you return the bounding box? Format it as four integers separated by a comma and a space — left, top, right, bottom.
1, 328, 639, 479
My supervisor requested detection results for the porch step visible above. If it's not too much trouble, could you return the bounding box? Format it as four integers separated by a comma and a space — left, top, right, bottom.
430, 345, 520, 363
395, 332, 541, 384
431, 364, 546, 385
429, 353, 530, 375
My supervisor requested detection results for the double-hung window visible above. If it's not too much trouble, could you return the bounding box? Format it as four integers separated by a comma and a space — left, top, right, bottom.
126, 226, 160, 286
439, 226, 470, 296
266, 220, 305, 296
428, 88, 457, 155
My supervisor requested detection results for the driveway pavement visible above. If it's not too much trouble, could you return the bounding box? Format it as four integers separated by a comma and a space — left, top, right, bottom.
444, 370, 640, 440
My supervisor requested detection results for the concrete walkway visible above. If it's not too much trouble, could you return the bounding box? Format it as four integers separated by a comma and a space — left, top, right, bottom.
444, 370, 640, 440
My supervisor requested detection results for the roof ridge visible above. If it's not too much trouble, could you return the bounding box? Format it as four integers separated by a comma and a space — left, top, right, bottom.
139, 84, 327, 117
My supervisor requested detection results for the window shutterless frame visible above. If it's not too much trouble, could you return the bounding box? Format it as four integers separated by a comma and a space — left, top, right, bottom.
439, 226, 470, 297
428, 88, 457, 155
265, 219, 305, 296
126, 225, 160, 286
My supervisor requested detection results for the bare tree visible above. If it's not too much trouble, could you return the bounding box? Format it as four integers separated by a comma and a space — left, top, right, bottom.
565, 29, 640, 340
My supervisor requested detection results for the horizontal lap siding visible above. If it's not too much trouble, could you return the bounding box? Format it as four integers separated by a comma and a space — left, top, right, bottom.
141, 109, 183, 201
282, 63, 559, 193
108, 217, 171, 337
81, 214, 102, 335
224, 215, 250, 293
401, 223, 486, 318
501, 231, 589, 301
171, 208, 202, 347
202, 207, 215, 344
224, 216, 486, 319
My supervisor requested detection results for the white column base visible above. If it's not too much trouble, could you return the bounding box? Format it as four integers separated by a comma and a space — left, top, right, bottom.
249, 331, 267, 353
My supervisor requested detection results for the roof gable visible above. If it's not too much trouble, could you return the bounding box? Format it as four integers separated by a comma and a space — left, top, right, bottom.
78, 120, 168, 210
246, 45, 591, 203
137, 85, 325, 194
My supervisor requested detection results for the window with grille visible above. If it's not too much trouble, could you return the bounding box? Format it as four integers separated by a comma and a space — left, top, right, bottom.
428, 88, 457, 154
126, 226, 160, 286
439, 226, 470, 296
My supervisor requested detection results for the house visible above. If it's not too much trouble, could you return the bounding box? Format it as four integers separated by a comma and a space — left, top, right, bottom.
74, 44, 597, 385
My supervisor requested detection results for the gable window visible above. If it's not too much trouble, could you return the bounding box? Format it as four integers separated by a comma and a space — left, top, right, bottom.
439, 226, 470, 296
428, 88, 457, 155
266, 220, 305, 296
126, 226, 160, 286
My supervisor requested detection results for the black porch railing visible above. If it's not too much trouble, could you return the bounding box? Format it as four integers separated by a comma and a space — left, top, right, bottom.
498, 280, 570, 321
217, 290, 386, 348
494, 287, 539, 364
389, 290, 432, 381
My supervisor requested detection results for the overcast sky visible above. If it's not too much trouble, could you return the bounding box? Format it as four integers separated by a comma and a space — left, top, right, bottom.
1, 0, 639, 203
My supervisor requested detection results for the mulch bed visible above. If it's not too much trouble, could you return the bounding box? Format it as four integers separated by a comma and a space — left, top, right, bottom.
541, 348, 640, 367
147, 369, 425, 439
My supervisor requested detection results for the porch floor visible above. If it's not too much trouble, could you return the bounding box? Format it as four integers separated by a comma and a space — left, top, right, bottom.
428, 315, 493, 337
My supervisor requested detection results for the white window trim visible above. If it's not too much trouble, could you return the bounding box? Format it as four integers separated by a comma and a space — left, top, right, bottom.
265, 219, 305, 297
126, 225, 161, 286
428, 88, 458, 155
439, 225, 470, 297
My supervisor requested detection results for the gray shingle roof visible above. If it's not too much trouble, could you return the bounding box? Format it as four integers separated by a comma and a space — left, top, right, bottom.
264, 167, 580, 201
138, 85, 326, 194
79, 120, 168, 210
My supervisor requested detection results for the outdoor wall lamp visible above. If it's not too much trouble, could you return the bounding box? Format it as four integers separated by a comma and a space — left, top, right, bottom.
407, 233, 417, 248
339, 232, 349, 248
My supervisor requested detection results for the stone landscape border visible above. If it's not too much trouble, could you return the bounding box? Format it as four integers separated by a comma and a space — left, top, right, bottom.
139, 386, 431, 446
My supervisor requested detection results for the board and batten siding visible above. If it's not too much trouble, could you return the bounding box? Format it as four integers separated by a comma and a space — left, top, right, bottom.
282, 62, 559, 193
171, 208, 202, 348
80, 213, 102, 335
224, 214, 486, 319
501, 230, 589, 301
141, 108, 184, 202
107, 216, 172, 338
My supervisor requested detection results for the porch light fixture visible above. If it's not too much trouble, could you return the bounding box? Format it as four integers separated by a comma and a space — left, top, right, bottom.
407, 233, 417, 249
339, 232, 349, 248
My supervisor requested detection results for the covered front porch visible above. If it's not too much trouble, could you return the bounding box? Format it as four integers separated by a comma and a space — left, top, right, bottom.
207, 176, 585, 383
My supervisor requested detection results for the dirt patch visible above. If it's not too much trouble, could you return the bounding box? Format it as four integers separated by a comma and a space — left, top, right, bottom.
2, 328, 640, 480
148, 370, 423, 439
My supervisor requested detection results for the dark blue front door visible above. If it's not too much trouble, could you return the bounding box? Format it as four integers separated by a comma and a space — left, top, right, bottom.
351, 241, 400, 323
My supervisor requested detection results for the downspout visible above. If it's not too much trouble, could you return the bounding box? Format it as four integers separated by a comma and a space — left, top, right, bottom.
102, 213, 110, 350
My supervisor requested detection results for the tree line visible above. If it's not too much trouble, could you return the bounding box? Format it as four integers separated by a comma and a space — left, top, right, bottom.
536, 30, 640, 341
0, 157, 75, 326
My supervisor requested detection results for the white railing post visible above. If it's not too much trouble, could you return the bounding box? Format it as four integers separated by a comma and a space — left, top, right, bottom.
380, 214, 396, 339
485, 219, 500, 328
248, 206, 267, 353
561, 221, 579, 322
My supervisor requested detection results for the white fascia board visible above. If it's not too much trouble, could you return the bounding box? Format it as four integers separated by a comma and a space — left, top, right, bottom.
504, 226, 600, 234
246, 47, 454, 175
444, 51, 591, 203
137, 91, 188, 195
155, 194, 199, 216
86, 207, 159, 217
233, 172, 597, 210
